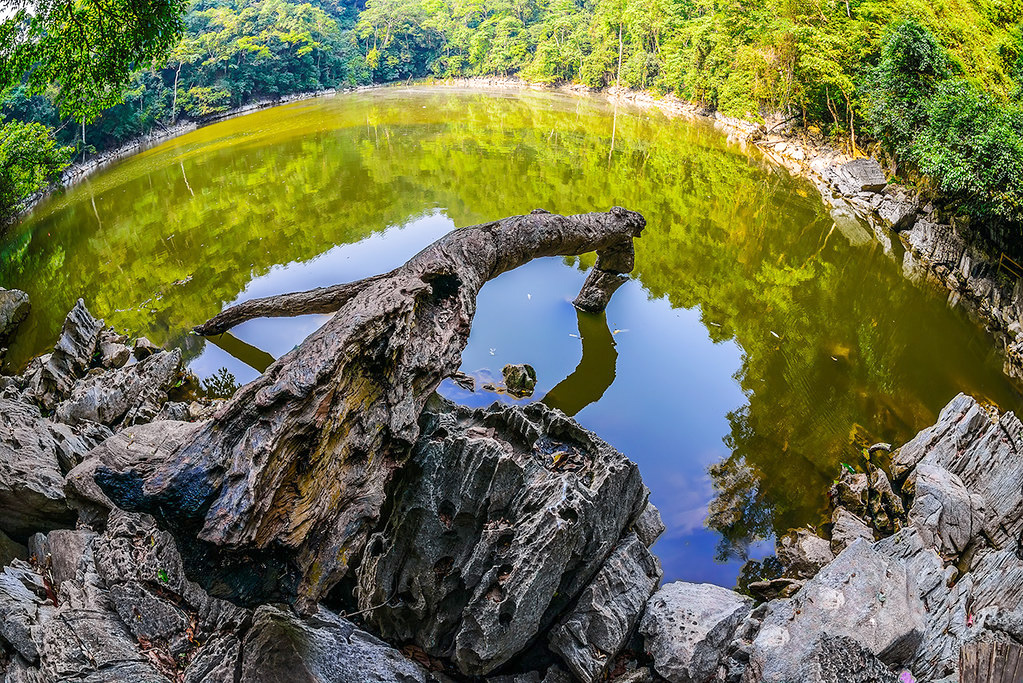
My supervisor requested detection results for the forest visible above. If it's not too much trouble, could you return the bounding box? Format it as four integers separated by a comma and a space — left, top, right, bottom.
1, 0, 1022, 234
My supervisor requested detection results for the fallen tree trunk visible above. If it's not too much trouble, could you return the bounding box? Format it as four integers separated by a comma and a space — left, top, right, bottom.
95, 207, 645, 614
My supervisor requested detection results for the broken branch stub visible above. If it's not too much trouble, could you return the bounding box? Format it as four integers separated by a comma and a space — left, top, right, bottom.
95, 208, 645, 614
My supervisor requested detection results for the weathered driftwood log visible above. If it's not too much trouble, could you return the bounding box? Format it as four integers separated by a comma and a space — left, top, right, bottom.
95, 208, 645, 614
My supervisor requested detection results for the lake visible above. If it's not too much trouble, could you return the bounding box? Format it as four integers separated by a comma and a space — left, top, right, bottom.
2, 86, 1018, 587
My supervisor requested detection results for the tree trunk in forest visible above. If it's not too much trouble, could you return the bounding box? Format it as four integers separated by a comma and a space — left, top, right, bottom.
617, 22, 624, 87
95, 208, 646, 615
172, 63, 182, 125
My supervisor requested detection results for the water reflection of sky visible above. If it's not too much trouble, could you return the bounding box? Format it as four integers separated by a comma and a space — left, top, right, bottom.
188, 211, 771, 586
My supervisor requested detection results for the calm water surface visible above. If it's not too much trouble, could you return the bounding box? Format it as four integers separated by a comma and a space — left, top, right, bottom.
2, 87, 1019, 586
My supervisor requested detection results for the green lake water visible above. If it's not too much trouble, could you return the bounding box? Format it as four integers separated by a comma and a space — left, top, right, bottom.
2, 87, 1019, 586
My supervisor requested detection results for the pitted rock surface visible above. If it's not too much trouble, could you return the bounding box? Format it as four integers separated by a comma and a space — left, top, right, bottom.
355, 396, 648, 676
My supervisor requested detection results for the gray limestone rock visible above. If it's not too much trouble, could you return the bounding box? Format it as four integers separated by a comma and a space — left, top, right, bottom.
893, 394, 1023, 549
64, 419, 201, 526
24, 299, 104, 410
743, 539, 924, 682
776, 528, 834, 579
55, 349, 182, 428
37, 605, 169, 682
183, 633, 242, 683
877, 194, 918, 232
97, 341, 132, 369
837, 158, 888, 193
904, 463, 986, 556
0, 288, 30, 351
639, 581, 752, 683
240, 604, 429, 683
548, 533, 662, 682
0, 397, 110, 538
791, 635, 900, 683
830, 507, 872, 555
356, 397, 648, 676
632, 499, 666, 546
132, 336, 161, 360
43, 529, 97, 588
0, 562, 50, 661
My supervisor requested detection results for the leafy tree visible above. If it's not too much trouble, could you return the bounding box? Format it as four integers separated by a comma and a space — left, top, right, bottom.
913, 80, 1023, 225
864, 19, 952, 162
0, 0, 189, 123
0, 121, 72, 222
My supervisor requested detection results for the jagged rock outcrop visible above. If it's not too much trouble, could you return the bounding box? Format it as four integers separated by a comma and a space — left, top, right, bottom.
904, 463, 986, 557
355, 396, 651, 676
0, 288, 30, 360
775, 528, 834, 579
24, 299, 104, 410
831, 158, 888, 194
829, 507, 872, 554
0, 397, 110, 539
240, 605, 430, 682
0, 510, 435, 682
639, 582, 752, 682
894, 394, 1023, 549
548, 533, 661, 682
55, 348, 183, 428
742, 539, 925, 682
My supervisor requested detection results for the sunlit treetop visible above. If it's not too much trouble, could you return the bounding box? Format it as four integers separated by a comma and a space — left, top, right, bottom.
0, 0, 189, 122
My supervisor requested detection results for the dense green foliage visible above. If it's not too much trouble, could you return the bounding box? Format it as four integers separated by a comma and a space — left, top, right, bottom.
864, 19, 1023, 228
1, 0, 1021, 232
0, 121, 72, 223
0, 0, 188, 219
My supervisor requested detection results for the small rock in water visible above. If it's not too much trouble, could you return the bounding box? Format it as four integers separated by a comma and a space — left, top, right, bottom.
502, 363, 537, 397
132, 336, 160, 360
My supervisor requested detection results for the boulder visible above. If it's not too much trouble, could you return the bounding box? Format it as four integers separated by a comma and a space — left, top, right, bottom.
24, 299, 104, 410
830, 507, 872, 555
776, 528, 834, 579
132, 336, 161, 360
836, 158, 887, 194
893, 394, 1023, 549
548, 533, 662, 682
503, 363, 537, 397
876, 195, 918, 232
239, 604, 429, 683
632, 499, 666, 546
0, 288, 30, 351
904, 463, 986, 556
744, 539, 925, 682
97, 341, 131, 369
0, 562, 51, 661
355, 397, 648, 676
41, 529, 97, 589
639, 582, 752, 683
794, 635, 901, 683
0, 397, 110, 538
829, 470, 869, 516
64, 420, 200, 527
55, 349, 182, 427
